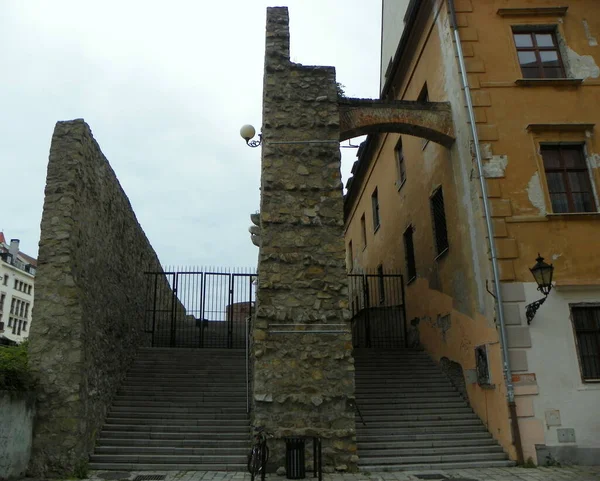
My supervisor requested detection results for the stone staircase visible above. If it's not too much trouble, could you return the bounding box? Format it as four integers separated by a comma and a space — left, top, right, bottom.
89, 347, 249, 471
354, 348, 515, 471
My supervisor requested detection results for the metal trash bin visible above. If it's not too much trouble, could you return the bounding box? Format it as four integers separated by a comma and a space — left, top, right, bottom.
285, 437, 306, 479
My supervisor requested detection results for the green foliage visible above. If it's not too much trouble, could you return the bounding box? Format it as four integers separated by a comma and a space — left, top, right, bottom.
0, 340, 33, 391
336, 82, 347, 98
72, 459, 89, 479
522, 457, 537, 468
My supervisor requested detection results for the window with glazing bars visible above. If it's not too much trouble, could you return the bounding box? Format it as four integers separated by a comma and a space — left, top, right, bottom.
513, 29, 565, 79
541, 144, 596, 213
571, 306, 600, 381
372, 188, 380, 231
403, 226, 416, 282
430, 187, 449, 256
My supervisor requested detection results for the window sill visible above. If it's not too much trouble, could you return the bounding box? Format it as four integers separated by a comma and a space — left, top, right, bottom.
547, 212, 600, 220
435, 247, 449, 261
515, 78, 583, 87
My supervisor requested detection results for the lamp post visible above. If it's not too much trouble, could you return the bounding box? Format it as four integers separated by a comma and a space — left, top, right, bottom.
240, 124, 262, 148
525, 254, 554, 324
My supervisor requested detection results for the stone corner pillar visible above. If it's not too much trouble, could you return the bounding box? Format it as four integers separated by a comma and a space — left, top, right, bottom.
252, 6, 357, 474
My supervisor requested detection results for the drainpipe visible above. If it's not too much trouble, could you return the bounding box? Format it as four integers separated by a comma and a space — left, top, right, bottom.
447, 0, 524, 465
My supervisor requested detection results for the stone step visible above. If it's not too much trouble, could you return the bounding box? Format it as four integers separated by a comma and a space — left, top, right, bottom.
94, 446, 248, 456
123, 375, 246, 382
113, 396, 247, 406
87, 462, 246, 471
127, 364, 246, 379
99, 430, 249, 441
104, 417, 250, 427
116, 392, 246, 402
358, 438, 498, 449
356, 387, 458, 396
355, 379, 453, 385
358, 405, 470, 414
357, 432, 493, 444
359, 444, 505, 457
359, 452, 510, 466
89, 454, 246, 464
356, 418, 482, 429
109, 408, 249, 417
357, 413, 480, 422
354, 393, 460, 402
358, 460, 516, 472
97, 438, 250, 448
103, 424, 248, 433
119, 384, 246, 393
111, 400, 247, 410
357, 425, 487, 436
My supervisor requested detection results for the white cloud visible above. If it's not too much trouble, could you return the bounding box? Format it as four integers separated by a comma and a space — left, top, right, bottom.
0, 0, 380, 266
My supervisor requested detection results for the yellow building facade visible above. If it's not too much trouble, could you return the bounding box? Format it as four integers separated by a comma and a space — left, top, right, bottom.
344, 0, 600, 465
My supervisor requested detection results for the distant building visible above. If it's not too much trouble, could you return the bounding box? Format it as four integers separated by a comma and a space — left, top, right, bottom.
0, 233, 37, 344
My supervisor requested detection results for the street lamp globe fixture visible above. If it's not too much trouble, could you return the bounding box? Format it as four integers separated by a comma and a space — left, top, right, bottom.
529, 254, 554, 296
525, 254, 555, 324
240, 124, 262, 148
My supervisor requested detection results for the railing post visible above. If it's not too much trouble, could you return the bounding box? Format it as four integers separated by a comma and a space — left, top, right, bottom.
151, 273, 159, 347
170, 273, 178, 348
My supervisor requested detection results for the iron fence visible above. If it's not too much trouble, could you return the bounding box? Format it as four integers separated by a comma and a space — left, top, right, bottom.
348, 269, 406, 348
144, 267, 256, 348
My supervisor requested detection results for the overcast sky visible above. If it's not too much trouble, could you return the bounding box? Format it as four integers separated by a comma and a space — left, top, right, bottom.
0, 1, 381, 268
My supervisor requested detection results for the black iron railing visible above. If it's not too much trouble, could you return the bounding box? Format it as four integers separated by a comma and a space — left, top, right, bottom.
348, 270, 406, 348
144, 267, 256, 348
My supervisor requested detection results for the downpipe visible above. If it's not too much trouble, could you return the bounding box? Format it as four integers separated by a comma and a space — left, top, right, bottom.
447, 0, 524, 465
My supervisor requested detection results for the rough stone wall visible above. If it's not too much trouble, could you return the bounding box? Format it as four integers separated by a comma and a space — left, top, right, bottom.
252, 7, 357, 473
27, 120, 167, 476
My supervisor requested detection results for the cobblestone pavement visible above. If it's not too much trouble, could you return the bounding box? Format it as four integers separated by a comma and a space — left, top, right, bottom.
82, 466, 600, 481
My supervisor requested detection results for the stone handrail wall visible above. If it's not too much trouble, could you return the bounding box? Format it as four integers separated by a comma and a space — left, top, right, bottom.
27, 120, 170, 476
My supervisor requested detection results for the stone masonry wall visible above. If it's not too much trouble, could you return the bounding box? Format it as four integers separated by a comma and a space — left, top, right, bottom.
27, 120, 169, 476
252, 8, 357, 473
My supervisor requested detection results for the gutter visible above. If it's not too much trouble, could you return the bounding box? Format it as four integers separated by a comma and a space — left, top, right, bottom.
447, 0, 524, 465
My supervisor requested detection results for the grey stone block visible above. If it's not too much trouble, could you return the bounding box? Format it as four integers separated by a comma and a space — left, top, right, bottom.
503, 303, 523, 325
501, 282, 526, 302
509, 349, 529, 372
506, 326, 532, 348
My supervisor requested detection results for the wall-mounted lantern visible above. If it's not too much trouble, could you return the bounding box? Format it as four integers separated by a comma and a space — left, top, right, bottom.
240, 124, 262, 148
525, 254, 554, 325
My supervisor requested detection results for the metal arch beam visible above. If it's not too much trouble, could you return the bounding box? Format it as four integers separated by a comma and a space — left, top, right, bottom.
339, 98, 456, 148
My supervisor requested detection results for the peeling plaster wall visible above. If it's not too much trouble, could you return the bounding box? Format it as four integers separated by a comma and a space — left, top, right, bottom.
483, 155, 508, 179
526, 173, 547, 217
566, 47, 600, 79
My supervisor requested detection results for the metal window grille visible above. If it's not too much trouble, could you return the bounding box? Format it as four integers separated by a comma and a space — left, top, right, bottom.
571, 306, 600, 381
371, 188, 380, 231
430, 187, 449, 256
360, 214, 367, 248
395, 138, 406, 185
403, 226, 416, 281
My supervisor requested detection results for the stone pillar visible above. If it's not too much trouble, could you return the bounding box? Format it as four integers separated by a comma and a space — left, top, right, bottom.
252, 7, 357, 473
